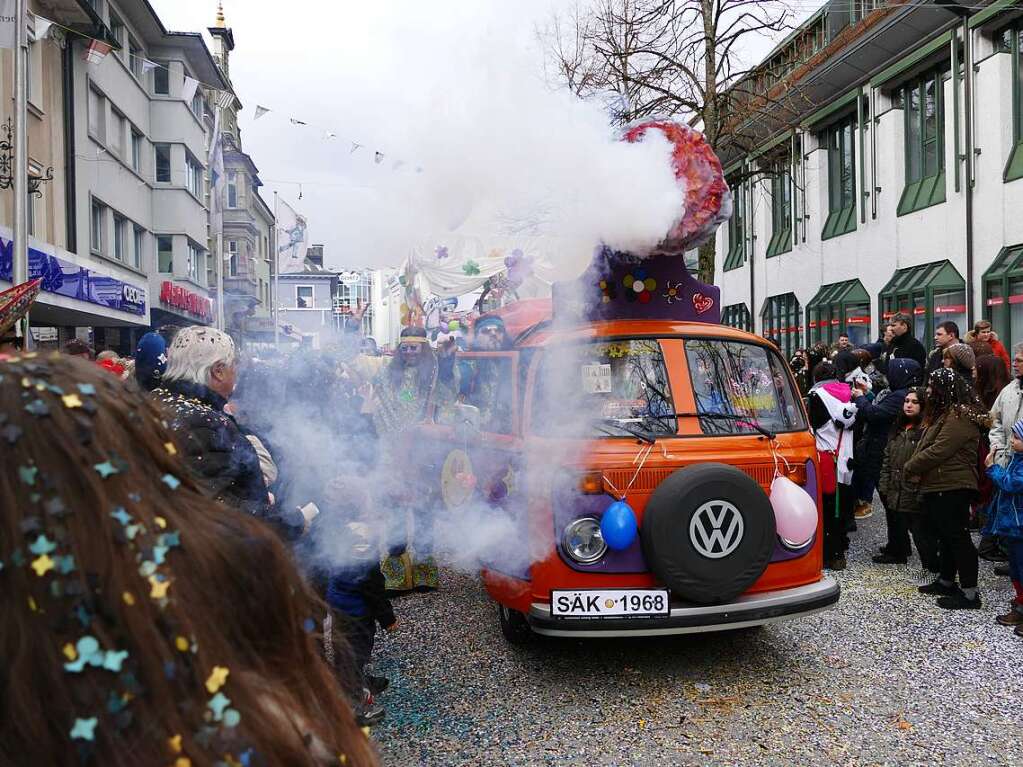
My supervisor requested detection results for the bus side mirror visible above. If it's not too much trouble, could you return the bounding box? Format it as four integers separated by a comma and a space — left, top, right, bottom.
454, 403, 482, 444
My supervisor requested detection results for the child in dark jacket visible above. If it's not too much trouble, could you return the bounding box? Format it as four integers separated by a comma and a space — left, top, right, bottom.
318, 477, 397, 723
876, 387, 939, 569
985, 419, 1023, 637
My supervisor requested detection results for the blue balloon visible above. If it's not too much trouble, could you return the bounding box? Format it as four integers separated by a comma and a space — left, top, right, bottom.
601, 501, 638, 551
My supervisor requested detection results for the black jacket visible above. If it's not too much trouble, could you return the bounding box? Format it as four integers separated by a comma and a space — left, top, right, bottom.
889, 331, 927, 370
852, 358, 920, 484
153, 380, 269, 515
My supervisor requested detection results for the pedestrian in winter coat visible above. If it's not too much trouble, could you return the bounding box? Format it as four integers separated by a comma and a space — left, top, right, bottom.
926, 321, 961, 375
152, 326, 271, 519
887, 313, 928, 370
967, 320, 1011, 373
987, 343, 1023, 468
904, 368, 990, 610
984, 418, 1023, 637
808, 360, 857, 570
851, 358, 921, 521
942, 342, 976, 380
876, 387, 940, 569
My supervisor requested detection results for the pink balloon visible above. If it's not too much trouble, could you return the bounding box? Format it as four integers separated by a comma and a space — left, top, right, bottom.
770, 477, 818, 546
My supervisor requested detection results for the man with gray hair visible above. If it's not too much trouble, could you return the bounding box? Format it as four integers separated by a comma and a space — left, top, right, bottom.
152, 325, 270, 516
989, 343, 1023, 467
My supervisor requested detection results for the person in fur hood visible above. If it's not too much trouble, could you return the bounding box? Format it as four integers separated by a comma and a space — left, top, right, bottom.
965, 319, 1010, 373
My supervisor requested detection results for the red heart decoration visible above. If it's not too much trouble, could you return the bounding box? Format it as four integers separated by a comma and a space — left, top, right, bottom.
692, 293, 714, 314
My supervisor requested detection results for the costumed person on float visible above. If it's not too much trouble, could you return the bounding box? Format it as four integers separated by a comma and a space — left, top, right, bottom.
370, 326, 444, 592
0, 278, 41, 359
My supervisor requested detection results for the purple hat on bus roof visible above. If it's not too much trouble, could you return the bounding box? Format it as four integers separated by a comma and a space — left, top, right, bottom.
552, 248, 721, 326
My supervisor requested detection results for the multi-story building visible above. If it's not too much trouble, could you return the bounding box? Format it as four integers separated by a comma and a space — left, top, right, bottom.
205, 5, 275, 349
714, 0, 1023, 360
276, 243, 342, 349
0, 0, 228, 354
79, 0, 228, 350
0, 1, 150, 351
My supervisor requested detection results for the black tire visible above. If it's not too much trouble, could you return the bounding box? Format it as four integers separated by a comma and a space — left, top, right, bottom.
641, 463, 776, 605
497, 604, 533, 645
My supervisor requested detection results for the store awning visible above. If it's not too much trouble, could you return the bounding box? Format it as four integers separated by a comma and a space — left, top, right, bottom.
881, 260, 964, 298
982, 244, 1023, 282
807, 278, 870, 310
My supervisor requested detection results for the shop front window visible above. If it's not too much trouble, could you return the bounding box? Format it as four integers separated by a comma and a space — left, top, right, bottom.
932, 289, 966, 338
761, 293, 801, 359
983, 245, 1023, 348
845, 301, 871, 346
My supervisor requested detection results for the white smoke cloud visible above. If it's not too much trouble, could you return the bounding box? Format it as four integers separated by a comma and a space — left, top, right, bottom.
170, 0, 687, 279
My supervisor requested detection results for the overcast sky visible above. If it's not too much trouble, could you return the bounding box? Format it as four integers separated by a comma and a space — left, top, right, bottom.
149, 0, 810, 272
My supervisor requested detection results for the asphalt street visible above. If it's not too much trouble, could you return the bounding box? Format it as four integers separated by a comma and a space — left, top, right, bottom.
373, 507, 1021, 766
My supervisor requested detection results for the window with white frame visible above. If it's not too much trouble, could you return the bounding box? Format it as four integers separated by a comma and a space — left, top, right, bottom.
157, 235, 173, 273
27, 40, 41, 108
187, 242, 203, 283
90, 200, 106, 254
228, 240, 238, 276
296, 285, 314, 308
154, 143, 171, 183
185, 153, 203, 197
109, 11, 125, 52
129, 37, 144, 79
110, 110, 127, 157
132, 226, 144, 270
113, 214, 127, 262
227, 171, 238, 208
88, 87, 105, 142
131, 130, 143, 172
152, 60, 169, 95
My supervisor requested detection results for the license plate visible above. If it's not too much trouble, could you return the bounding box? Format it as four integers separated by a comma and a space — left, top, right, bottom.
550, 588, 671, 618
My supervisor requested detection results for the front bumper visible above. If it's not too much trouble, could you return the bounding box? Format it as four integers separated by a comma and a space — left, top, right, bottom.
526, 576, 840, 638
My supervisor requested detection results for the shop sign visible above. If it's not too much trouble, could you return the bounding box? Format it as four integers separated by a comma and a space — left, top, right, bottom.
0, 237, 146, 316
340, 271, 361, 286
988, 298, 1005, 307
934, 304, 966, 314
1009, 295, 1023, 305
160, 281, 212, 321
847, 316, 870, 324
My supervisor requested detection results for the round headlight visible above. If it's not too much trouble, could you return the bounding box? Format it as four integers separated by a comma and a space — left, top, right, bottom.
562, 517, 608, 564
779, 533, 815, 550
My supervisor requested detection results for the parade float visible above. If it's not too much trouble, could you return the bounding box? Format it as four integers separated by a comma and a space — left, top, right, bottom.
405, 119, 836, 642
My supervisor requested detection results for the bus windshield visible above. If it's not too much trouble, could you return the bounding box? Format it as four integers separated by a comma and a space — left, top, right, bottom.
684, 339, 806, 436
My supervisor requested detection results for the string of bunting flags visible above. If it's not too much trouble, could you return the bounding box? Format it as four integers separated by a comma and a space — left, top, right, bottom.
16, 13, 238, 111
7, 11, 423, 174
254, 105, 423, 174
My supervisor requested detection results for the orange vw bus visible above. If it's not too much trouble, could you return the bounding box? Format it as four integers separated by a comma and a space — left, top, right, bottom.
417, 251, 839, 642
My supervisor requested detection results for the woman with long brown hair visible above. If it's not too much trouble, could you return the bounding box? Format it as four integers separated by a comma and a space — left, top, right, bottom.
905, 367, 990, 610
0, 353, 377, 766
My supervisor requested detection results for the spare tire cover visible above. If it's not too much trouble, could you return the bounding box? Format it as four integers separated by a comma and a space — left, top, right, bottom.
640, 463, 776, 604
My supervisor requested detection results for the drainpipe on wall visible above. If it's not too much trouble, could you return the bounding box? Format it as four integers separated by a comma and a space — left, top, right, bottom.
747, 160, 755, 334
62, 39, 76, 253
962, 16, 975, 327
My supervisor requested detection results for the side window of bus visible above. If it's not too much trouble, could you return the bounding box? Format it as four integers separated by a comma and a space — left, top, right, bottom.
457, 357, 515, 434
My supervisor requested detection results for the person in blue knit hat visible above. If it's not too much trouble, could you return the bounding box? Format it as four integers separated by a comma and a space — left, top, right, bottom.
133, 331, 168, 391
985, 417, 1023, 637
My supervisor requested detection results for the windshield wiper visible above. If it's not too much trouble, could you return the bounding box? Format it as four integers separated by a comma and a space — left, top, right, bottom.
594, 419, 656, 444
651, 411, 777, 441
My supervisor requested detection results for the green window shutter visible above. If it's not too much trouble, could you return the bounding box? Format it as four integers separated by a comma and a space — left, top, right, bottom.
1006, 143, 1023, 183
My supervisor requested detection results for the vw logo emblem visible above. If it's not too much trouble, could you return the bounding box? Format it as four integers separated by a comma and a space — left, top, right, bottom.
689, 500, 744, 559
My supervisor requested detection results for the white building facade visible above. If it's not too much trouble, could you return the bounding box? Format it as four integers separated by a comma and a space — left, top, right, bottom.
715, 1, 1023, 361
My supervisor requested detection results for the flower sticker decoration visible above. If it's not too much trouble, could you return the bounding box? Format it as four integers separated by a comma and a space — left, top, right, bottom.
607, 343, 627, 358
598, 279, 617, 304
663, 281, 683, 305
462, 260, 481, 276
622, 268, 656, 304
434, 245, 449, 260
